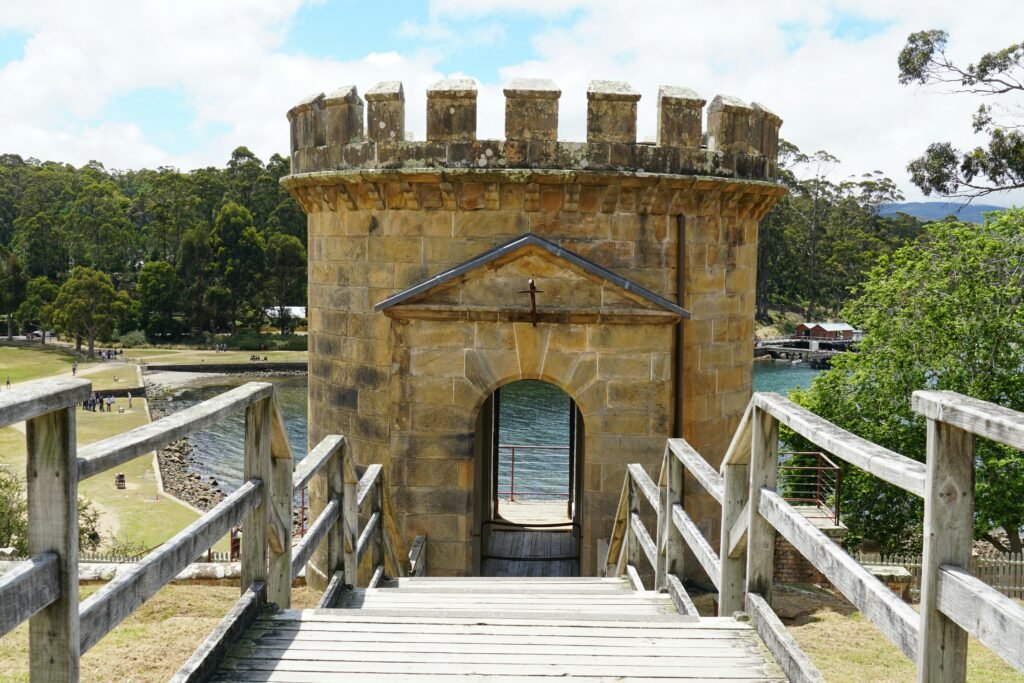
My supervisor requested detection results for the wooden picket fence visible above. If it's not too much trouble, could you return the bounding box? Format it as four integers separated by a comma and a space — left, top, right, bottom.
855, 552, 1024, 601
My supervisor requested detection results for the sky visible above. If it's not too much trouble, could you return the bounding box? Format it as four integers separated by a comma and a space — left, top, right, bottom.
0, 0, 1021, 205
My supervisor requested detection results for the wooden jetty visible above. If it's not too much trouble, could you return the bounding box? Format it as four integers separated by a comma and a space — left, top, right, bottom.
1, 378, 1023, 682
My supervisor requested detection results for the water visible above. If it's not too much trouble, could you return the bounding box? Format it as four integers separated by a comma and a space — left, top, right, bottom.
752, 360, 822, 395
149, 376, 308, 493
150, 363, 821, 498
496, 381, 571, 501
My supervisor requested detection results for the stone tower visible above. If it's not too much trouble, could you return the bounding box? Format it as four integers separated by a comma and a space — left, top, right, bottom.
282, 78, 784, 584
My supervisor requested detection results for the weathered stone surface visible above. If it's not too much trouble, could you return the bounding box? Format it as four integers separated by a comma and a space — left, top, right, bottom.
587, 80, 640, 144
366, 81, 405, 143
427, 78, 478, 142
657, 85, 705, 148
504, 78, 560, 142
324, 85, 364, 145
707, 94, 757, 155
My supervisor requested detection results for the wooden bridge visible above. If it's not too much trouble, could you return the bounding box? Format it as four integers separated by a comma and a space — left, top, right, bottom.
1, 378, 1023, 682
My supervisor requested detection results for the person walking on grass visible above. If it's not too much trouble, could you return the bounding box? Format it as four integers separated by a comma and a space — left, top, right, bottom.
127, 391, 132, 408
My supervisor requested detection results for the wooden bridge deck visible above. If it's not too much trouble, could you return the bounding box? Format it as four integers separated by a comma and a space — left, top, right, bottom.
212, 577, 784, 681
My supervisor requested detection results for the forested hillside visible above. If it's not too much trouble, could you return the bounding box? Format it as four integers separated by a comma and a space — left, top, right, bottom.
0, 148, 307, 352
756, 142, 926, 322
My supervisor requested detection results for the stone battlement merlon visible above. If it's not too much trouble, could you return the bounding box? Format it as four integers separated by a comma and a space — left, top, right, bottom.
285, 78, 783, 182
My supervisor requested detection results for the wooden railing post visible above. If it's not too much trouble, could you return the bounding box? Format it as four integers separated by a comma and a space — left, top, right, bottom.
626, 474, 641, 575
27, 407, 79, 682
719, 460, 748, 615
326, 441, 344, 581
342, 450, 359, 587
373, 473, 385, 575
747, 406, 779, 605
657, 447, 685, 592
241, 397, 272, 595
268, 397, 294, 609
917, 418, 974, 683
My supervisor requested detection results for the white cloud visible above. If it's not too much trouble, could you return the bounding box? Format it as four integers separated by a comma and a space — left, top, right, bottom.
0, 0, 1021, 205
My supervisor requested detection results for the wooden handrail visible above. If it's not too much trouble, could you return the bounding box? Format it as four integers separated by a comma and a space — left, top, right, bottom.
291, 499, 340, 581
292, 434, 345, 491
0, 552, 60, 639
913, 390, 1024, 451
750, 393, 926, 496
0, 377, 90, 429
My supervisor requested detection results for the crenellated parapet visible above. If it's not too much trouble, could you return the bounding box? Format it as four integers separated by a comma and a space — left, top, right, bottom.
285, 78, 783, 181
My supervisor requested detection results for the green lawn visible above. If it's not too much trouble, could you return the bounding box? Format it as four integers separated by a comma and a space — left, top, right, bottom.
0, 346, 97, 384
126, 348, 307, 365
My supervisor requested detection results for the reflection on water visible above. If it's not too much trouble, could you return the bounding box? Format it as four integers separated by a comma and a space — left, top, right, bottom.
149, 376, 308, 493
497, 381, 571, 501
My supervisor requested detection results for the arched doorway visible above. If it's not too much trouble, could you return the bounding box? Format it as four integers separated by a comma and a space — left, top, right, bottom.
475, 380, 584, 576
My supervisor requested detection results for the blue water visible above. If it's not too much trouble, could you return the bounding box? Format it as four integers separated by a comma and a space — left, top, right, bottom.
153, 362, 821, 497
752, 361, 822, 395
496, 381, 572, 501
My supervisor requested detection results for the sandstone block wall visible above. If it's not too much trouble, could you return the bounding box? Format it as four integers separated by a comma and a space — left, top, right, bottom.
284, 78, 784, 582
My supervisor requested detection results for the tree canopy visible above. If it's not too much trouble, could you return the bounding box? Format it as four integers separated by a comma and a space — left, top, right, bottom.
756, 142, 921, 321
899, 30, 1024, 198
792, 209, 1024, 554
0, 147, 307, 342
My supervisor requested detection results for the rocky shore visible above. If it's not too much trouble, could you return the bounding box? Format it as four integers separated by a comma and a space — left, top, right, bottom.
148, 391, 227, 512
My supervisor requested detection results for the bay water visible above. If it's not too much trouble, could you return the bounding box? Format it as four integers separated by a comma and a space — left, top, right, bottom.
150, 362, 820, 496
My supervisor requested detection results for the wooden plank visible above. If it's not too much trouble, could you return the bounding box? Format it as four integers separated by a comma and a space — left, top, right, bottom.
605, 477, 629, 577
913, 390, 1024, 451
666, 572, 699, 617
212, 673, 786, 683
917, 419, 974, 681
746, 407, 778, 604
77, 382, 274, 479
217, 657, 776, 677
235, 637, 766, 655
368, 565, 385, 589
759, 490, 919, 660
78, 480, 262, 653
292, 499, 340, 581
668, 438, 724, 504
171, 582, 266, 683
241, 397, 272, 599
672, 504, 721, 590
268, 396, 293, 609
629, 512, 657, 570
745, 592, 825, 683
624, 565, 645, 592
317, 572, 347, 610
357, 464, 382, 509
0, 377, 89, 429
627, 463, 659, 511
719, 401, 753, 469
936, 564, 1024, 673
269, 396, 295, 462
718, 462, 747, 614
408, 535, 426, 577
356, 511, 382, 566
0, 552, 59, 639
727, 500, 749, 560
26, 406, 79, 682
342, 451, 358, 586
752, 393, 926, 496
381, 482, 407, 578
292, 435, 344, 492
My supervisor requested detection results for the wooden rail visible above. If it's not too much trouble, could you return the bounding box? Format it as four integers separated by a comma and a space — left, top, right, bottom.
606, 389, 1024, 683
0, 378, 419, 682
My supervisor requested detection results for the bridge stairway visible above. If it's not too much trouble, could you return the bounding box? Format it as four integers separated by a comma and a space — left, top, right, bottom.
211, 576, 785, 681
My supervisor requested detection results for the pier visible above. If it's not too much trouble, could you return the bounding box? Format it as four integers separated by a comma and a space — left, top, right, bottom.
2, 378, 1023, 681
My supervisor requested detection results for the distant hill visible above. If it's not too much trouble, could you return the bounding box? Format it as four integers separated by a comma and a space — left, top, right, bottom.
879, 202, 1009, 224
